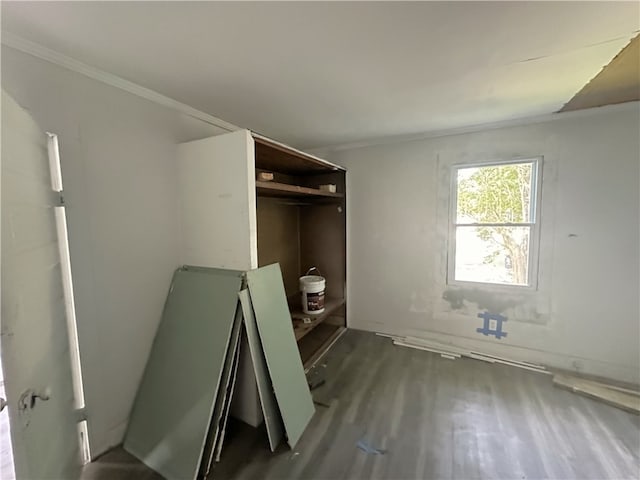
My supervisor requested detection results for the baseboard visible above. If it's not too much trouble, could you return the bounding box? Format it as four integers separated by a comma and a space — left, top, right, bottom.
355, 323, 640, 385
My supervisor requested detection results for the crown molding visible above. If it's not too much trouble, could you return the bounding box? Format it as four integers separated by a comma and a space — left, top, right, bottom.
4, 32, 638, 155
310, 100, 640, 154
1, 32, 239, 132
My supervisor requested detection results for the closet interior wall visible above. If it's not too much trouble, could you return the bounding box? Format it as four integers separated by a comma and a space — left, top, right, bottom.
255, 140, 346, 367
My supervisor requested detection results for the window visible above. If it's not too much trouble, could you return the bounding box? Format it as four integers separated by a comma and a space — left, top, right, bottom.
448, 158, 541, 287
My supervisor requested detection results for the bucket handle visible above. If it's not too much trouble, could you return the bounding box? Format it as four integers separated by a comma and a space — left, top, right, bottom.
305, 266, 322, 277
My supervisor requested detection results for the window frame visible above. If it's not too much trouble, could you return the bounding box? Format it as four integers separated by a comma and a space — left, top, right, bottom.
447, 157, 543, 290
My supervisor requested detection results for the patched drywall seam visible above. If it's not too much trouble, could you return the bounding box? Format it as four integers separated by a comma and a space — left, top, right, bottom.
441, 287, 547, 325
443, 287, 522, 312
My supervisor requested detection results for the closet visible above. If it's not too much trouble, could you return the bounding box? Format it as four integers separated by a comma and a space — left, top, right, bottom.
178, 129, 346, 369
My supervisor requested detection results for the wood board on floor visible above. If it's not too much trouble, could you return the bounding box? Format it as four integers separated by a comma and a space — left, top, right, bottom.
246, 264, 315, 448
553, 373, 640, 414
239, 288, 284, 452
123, 267, 244, 480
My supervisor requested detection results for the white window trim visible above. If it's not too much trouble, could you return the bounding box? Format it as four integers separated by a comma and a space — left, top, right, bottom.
447, 157, 543, 291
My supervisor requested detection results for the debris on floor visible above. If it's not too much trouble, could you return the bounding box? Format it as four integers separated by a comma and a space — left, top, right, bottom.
356, 439, 387, 455
308, 378, 326, 391
308, 364, 334, 409
380, 333, 549, 374
552, 373, 640, 414
313, 400, 331, 408
308, 365, 326, 394
380, 333, 640, 414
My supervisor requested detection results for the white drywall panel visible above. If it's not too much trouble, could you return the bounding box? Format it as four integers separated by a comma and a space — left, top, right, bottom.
177, 130, 257, 271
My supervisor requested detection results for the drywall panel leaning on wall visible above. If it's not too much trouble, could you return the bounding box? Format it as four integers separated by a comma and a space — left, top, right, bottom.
124, 267, 243, 480
125, 264, 316, 478
199, 302, 244, 478
246, 264, 315, 448
239, 289, 285, 451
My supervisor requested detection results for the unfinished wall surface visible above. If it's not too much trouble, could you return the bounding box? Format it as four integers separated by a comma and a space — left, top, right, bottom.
1, 46, 226, 457
323, 105, 640, 384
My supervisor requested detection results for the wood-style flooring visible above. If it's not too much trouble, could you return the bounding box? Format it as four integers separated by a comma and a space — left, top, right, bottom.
83, 329, 640, 480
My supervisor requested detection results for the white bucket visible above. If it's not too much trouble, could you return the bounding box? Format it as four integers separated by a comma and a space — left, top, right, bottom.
300, 273, 326, 315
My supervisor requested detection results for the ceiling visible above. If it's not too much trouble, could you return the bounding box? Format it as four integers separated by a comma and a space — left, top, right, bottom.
2, 1, 639, 149
561, 34, 640, 112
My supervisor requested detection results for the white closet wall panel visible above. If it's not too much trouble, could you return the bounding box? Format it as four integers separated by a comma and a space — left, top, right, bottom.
178, 130, 257, 271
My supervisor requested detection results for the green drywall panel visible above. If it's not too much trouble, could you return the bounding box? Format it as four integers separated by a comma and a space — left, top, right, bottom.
199, 305, 243, 476
213, 340, 241, 463
246, 264, 315, 448
239, 288, 284, 451
124, 267, 243, 480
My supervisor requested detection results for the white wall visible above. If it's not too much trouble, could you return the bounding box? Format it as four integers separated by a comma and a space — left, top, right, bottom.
323, 105, 640, 384
1, 46, 227, 456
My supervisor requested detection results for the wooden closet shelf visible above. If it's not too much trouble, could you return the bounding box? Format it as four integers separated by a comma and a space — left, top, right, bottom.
256, 181, 344, 199
291, 297, 345, 341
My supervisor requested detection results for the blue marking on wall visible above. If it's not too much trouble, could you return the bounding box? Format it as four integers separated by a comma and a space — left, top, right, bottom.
476, 311, 508, 339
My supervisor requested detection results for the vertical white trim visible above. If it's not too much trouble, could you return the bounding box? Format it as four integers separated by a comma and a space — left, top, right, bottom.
447, 164, 459, 285
48, 133, 91, 460
77, 421, 90, 465
529, 157, 544, 287
46, 133, 63, 192
54, 207, 86, 410
246, 133, 258, 269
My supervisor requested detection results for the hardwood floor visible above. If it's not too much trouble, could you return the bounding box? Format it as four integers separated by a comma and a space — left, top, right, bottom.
85, 330, 640, 480
81, 448, 163, 480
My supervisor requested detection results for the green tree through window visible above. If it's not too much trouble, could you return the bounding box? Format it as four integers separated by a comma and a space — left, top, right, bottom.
452, 160, 539, 286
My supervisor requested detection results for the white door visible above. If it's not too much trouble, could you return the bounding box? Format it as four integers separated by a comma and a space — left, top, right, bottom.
1, 90, 85, 479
